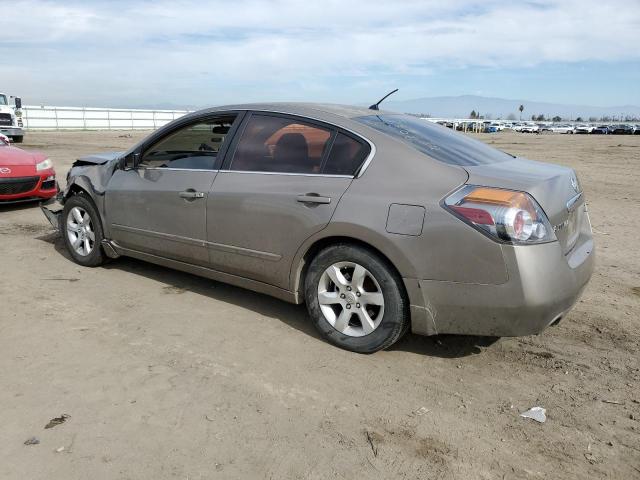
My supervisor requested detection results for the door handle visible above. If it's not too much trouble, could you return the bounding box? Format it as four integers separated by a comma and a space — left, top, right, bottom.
179, 189, 205, 200
296, 193, 331, 205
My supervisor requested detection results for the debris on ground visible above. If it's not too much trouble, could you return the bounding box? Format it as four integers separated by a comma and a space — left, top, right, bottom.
55, 446, 65, 453
365, 431, 378, 457
24, 437, 40, 446
520, 407, 546, 423
602, 399, 624, 405
118, 134, 133, 138
413, 406, 430, 416
45, 414, 70, 429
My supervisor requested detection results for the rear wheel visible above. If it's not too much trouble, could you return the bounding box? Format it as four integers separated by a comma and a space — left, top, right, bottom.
12, 136, 23, 143
62, 194, 106, 267
304, 244, 409, 353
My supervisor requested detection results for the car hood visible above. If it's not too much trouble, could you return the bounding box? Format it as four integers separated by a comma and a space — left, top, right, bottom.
0, 145, 46, 166
75, 151, 124, 166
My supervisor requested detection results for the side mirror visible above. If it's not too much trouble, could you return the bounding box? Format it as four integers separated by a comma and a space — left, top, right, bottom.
14, 97, 22, 109
124, 152, 141, 169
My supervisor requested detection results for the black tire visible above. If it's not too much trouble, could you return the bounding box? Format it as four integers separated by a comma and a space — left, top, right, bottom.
61, 193, 106, 267
304, 243, 409, 353
12, 136, 23, 143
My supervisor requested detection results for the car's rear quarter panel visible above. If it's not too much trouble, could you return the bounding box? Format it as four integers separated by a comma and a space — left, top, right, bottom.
322, 126, 508, 285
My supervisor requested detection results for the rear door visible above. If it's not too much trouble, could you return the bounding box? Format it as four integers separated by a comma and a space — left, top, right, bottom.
206, 113, 370, 289
105, 114, 239, 265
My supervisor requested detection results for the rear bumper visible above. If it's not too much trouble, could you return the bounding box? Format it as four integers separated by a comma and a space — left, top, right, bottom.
407, 236, 595, 337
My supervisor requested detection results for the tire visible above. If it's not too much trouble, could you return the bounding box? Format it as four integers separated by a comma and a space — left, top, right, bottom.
304, 243, 409, 353
61, 193, 106, 267
12, 136, 23, 143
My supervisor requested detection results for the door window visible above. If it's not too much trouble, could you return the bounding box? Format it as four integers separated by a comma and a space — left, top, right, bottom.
140, 116, 237, 170
323, 132, 369, 176
230, 115, 332, 174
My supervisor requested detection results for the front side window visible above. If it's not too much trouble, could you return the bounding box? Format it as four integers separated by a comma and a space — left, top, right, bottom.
230, 114, 332, 174
0, 95, 6, 106
140, 116, 237, 170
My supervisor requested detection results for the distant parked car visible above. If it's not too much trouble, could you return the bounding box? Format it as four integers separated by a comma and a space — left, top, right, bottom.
609, 124, 634, 135
520, 123, 539, 133
550, 125, 575, 134
634, 125, 640, 135
538, 124, 553, 133
591, 125, 609, 135
574, 124, 594, 134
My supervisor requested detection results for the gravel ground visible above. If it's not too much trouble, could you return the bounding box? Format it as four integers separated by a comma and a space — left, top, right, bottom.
1, 130, 638, 480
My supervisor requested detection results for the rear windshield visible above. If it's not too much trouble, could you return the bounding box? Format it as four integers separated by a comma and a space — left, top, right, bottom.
355, 114, 511, 166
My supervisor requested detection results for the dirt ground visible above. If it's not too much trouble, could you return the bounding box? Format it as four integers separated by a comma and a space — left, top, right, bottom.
1, 130, 638, 480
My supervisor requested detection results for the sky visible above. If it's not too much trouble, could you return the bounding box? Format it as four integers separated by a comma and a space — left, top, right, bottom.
1, 0, 639, 108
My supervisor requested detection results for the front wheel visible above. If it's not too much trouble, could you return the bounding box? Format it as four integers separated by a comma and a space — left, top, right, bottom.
12, 136, 23, 143
62, 194, 106, 267
304, 244, 409, 353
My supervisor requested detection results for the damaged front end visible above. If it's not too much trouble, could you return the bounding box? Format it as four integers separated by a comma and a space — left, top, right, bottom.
40, 193, 65, 230
40, 151, 124, 231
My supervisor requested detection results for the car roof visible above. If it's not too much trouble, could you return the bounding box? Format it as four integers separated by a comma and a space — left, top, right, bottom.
190, 102, 390, 122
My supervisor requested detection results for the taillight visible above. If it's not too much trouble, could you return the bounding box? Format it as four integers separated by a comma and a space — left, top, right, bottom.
444, 185, 555, 244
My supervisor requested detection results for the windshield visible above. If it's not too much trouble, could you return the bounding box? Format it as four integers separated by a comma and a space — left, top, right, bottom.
0, 95, 7, 106
355, 114, 511, 166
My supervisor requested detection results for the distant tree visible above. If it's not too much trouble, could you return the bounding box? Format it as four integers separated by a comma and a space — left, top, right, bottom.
588, 116, 597, 122
531, 115, 536, 121
552, 115, 562, 122
536, 114, 545, 121
518, 104, 524, 120
507, 113, 517, 121
601, 116, 611, 122
470, 110, 477, 119
576, 117, 583, 122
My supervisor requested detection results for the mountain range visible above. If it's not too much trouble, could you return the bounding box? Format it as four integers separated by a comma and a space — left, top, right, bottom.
383, 95, 640, 120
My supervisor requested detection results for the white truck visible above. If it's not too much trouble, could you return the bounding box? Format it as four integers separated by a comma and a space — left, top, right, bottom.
0, 92, 24, 143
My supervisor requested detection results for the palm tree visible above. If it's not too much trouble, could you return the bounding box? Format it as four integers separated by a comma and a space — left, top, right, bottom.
518, 104, 524, 121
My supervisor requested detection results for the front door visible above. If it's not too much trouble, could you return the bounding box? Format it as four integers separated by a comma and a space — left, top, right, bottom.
105, 115, 238, 265
206, 113, 369, 289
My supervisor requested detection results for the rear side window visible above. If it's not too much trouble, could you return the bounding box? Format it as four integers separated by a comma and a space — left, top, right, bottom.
323, 132, 369, 176
355, 114, 511, 166
230, 114, 332, 174
140, 116, 237, 170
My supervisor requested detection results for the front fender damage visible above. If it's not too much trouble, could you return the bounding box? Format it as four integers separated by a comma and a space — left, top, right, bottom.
40, 155, 121, 233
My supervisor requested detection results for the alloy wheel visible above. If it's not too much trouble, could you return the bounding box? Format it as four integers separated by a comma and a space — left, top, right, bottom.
66, 206, 95, 256
317, 261, 385, 337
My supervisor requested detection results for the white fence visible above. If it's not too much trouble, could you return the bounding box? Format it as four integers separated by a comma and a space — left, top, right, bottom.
22, 106, 191, 131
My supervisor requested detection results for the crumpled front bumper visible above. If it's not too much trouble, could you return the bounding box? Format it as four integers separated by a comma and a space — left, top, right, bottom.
40, 195, 64, 230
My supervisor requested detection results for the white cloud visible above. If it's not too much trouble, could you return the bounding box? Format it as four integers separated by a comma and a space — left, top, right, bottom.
2, 0, 639, 106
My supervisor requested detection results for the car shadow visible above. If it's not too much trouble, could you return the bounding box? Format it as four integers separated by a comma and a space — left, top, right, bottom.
36, 232, 500, 358
0, 201, 42, 213
388, 332, 499, 358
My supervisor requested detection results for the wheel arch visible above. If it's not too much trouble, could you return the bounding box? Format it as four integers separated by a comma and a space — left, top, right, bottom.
290, 228, 416, 303
64, 176, 108, 235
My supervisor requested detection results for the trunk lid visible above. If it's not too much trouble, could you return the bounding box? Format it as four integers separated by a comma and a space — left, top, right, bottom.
464, 157, 584, 254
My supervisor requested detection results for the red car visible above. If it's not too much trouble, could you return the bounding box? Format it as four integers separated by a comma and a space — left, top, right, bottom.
0, 134, 57, 204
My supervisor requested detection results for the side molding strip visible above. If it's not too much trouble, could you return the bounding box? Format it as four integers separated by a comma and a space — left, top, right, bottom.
111, 224, 281, 261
